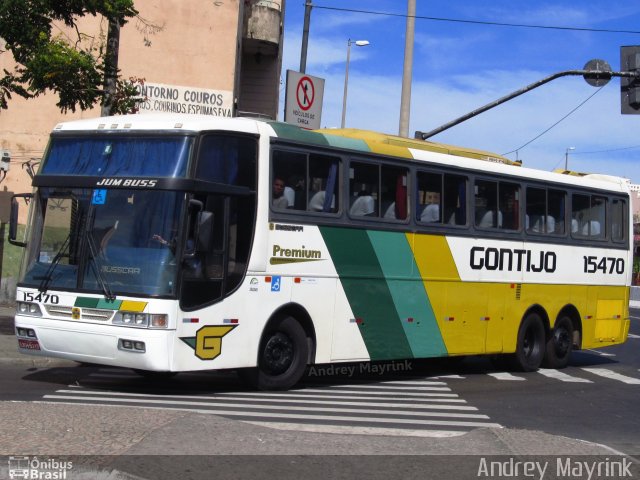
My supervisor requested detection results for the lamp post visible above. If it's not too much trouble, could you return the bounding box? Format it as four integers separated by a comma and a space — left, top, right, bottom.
341, 39, 369, 129
565, 146, 575, 170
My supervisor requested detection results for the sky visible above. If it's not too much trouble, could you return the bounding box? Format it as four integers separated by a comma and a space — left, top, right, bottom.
279, 1, 640, 184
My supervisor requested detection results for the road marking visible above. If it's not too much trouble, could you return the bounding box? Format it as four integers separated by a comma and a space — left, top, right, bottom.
537, 369, 592, 383
41, 396, 502, 428
581, 368, 640, 385
245, 422, 470, 437
51, 389, 478, 411
627, 333, 640, 339
584, 349, 616, 357
487, 372, 525, 381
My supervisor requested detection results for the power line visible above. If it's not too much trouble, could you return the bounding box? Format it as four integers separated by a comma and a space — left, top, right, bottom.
502, 86, 605, 156
572, 144, 640, 155
313, 5, 640, 35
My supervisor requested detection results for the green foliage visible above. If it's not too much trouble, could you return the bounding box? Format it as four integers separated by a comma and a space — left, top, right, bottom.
0, 0, 139, 113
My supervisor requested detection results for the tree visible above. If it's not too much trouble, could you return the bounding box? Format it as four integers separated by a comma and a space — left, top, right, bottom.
0, 0, 141, 114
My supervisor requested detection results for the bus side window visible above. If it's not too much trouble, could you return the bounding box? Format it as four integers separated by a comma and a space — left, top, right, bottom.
572, 193, 606, 239
611, 198, 626, 242
349, 162, 378, 217
475, 180, 498, 228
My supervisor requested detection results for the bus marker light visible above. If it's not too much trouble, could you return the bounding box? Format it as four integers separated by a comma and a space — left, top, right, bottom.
407, 317, 414, 323
481, 316, 490, 321
265, 277, 272, 282
151, 315, 168, 328
183, 318, 199, 323
223, 319, 239, 324
446, 317, 455, 322
294, 277, 301, 283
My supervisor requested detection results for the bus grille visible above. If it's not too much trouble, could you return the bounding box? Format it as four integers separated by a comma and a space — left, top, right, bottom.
44, 305, 115, 322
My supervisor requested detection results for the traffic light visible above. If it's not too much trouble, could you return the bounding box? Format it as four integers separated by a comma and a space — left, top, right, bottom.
621, 46, 640, 114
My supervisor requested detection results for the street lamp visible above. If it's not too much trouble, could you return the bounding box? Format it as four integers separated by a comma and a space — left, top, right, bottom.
564, 147, 575, 170
341, 39, 370, 129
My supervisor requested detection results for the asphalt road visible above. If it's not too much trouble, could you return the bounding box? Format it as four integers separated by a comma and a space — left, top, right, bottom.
1, 310, 638, 457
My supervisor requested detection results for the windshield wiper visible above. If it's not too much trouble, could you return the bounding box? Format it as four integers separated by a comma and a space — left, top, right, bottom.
86, 230, 115, 301
36, 233, 71, 293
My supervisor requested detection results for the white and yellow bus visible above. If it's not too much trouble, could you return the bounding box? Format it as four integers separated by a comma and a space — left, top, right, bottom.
10, 114, 631, 389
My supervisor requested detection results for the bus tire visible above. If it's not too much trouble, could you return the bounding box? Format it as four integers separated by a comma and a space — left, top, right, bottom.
513, 312, 546, 372
240, 316, 309, 390
133, 369, 177, 379
542, 316, 574, 369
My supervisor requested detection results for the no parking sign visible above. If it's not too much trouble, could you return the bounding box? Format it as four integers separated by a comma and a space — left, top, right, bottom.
284, 70, 325, 129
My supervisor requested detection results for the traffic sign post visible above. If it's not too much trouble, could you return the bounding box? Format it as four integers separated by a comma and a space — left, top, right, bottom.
284, 70, 325, 129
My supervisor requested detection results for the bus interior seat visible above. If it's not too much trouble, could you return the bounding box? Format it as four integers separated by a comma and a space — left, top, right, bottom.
349, 195, 375, 216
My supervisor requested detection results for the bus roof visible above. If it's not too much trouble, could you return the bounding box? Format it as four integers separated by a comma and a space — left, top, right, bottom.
50, 114, 630, 194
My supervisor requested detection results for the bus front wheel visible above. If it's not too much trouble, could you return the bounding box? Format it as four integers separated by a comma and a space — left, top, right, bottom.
239, 316, 309, 390
542, 316, 574, 369
513, 312, 546, 371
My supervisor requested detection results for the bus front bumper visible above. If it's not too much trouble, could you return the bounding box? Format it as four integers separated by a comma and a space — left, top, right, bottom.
14, 315, 174, 371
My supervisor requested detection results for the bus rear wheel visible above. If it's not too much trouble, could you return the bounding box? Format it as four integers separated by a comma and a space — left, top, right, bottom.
513, 312, 546, 371
542, 316, 574, 369
239, 316, 309, 390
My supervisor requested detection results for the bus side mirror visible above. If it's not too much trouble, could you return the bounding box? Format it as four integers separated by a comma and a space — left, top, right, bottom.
8, 194, 31, 247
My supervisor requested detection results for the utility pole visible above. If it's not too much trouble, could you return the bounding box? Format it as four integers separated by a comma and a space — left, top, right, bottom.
101, 18, 121, 116
299, 0, 312, 73
399, 0, 415, 137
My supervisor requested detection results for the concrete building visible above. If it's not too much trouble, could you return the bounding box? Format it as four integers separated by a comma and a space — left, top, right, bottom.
0, 0, 285, 206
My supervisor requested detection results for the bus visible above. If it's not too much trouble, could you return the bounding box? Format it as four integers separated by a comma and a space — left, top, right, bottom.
9, 114, 631, 390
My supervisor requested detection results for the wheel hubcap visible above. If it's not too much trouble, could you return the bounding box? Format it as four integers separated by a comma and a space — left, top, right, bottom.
262, 332, 294, 375
553, 328, 571, 356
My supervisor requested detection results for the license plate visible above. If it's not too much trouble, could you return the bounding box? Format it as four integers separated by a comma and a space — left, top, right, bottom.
18, 339, 41, 350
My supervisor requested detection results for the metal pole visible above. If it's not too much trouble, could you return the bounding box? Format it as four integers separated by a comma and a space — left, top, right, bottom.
299, 0, 312, 73
399, 0, 415, 137
341, 40, 352, 129
415, 69, 636, 140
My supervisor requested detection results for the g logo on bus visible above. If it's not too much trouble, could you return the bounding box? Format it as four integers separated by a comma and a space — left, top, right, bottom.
180, 325, 236, 360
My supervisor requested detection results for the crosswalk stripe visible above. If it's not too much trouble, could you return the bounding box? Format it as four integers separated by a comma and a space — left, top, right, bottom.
581, 368, 640, 385
316, 383, 452, 392
42, 394, 489, 419
537, 369, 592, 383
40, 396, 501, 428
486, 372, 525, 381
245, 422, 469, 438
52, 389, 478, 411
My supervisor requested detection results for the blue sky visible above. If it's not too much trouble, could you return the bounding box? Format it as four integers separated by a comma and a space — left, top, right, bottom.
279, 1, 640, 183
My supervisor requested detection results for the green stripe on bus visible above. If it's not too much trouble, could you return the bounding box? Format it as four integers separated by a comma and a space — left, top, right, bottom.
321, 135, 371, 152
74, 297, 98, 308
268, 122, 332, 146
319, 227, 413, 360
366, 230, 447, 357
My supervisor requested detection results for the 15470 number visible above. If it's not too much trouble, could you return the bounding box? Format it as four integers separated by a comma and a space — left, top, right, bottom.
22, 292, 60, 304
583, 256, 625, 274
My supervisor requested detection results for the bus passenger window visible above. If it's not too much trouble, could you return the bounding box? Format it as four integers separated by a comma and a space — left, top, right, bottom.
349, 162, 378, 217
572, 194, 606, 239
475, 180, 498, 228
271, 149, 340, 213
416, 172, 466, 226
611, 198, 626, 242
526, 187, 562, 234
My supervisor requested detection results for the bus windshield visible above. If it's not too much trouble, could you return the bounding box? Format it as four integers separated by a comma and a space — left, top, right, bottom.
20, 187, 184, 297
41, 135, 191, 177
